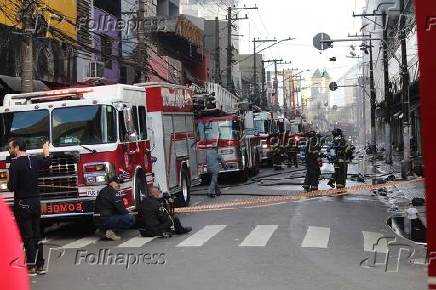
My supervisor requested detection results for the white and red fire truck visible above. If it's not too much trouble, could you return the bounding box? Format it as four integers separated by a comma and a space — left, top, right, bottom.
0, 85, 154, 220
136, 82, 201, 206
193, 84, 260, 181
253, 111, 279, 163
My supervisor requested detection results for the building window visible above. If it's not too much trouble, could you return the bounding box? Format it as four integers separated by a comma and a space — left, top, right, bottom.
101, 35, 112, 69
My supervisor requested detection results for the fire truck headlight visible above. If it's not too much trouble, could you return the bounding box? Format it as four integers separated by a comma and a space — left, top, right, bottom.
0, 170, 8, 180
221, 149, 234, 155
95, 175, 107, 183
83, 162, 114, 186
0, 182, 8, 191
0, 170, 8, 191
262, 144, 268, 149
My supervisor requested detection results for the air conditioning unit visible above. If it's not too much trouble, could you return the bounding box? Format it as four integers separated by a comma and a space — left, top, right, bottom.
87, 61, 104, 78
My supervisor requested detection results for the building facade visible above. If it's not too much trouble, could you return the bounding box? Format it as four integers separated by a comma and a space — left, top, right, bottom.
361, 0, 420, 155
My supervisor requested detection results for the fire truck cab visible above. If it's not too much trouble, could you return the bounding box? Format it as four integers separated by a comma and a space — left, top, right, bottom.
195, 113, 260, 181
253, 111, 279, 163
0, 85, 153, 220
136, 82, 200, 207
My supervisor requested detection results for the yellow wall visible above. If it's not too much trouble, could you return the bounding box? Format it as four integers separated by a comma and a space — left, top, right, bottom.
0, 0, 77, 41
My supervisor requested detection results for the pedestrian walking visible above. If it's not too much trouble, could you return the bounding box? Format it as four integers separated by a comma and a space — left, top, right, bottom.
206, 147, 227, 198
8, 138, 51, 276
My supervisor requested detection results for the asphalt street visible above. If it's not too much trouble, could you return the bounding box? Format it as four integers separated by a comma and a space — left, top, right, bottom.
32, 167, 427, 290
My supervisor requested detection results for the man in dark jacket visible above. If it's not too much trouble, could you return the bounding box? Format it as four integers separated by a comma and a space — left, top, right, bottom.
137, 186, 191, 237
8, 138, 51, 276
94, 176, 135, 241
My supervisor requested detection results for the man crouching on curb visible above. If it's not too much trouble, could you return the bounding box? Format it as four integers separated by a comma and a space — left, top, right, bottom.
137, 186, 192, 238
94, 176, 135, 241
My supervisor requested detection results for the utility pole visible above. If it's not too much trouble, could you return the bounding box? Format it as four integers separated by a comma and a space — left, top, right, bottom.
215, 17, 221, 84
261, 60, 266, 108
282, 68, 287, 117
252, 38, 276, 105
368, 38, 377, 153
274, 60, 279, 112
382, 12, 392, 164
226, 7, 232, 91
21, 0, 35, 93
263, 59, 283, 111
399, 0, 411, 177
137, 0, 147, 82
227, 6, 256, 93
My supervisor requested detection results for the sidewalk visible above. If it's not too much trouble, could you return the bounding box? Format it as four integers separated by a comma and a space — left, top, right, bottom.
355, 149, 427, 243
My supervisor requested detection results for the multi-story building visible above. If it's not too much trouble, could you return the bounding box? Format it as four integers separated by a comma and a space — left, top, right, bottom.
0, 0, 78, 95
361, 0, 420, 154
238, 53, 263, 103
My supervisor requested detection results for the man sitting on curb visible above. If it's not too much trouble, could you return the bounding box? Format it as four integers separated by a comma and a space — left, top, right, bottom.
137, 186, 192, 238
94, 176, 135, 241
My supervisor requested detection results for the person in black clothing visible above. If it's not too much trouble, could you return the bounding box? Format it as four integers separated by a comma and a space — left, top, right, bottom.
94, 176, 135, 241
8, 138, 51, 276
137, 186, 192, 238
303, 131, 322, 192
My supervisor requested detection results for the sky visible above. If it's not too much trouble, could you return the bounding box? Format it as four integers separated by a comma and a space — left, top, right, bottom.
237, 0, 367, 84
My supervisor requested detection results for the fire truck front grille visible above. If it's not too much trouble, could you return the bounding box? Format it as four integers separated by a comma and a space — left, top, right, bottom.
38, 152, 79, 200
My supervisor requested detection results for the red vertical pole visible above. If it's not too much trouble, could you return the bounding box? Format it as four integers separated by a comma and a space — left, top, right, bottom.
415, 2, 436, 289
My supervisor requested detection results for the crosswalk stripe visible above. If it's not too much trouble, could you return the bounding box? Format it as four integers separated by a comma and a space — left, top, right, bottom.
301, 226, 330, 248
239, 225, 278, 247
62, 237, 100, 249
117, 237, 155, 248
362, 231, 388, 253
176, 225, 226, 247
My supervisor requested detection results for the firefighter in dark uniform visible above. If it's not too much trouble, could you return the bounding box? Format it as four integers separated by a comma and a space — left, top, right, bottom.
303, 131, 322, 192
327, 128, 355, 189
271, 137, 284, 170
285, 137, 299, 168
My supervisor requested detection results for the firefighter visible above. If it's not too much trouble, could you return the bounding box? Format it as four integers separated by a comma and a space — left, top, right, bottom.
271, 137, 284, 170
285, 137, 299, 168
303, 131, 322, 192
327, 128, 355, 189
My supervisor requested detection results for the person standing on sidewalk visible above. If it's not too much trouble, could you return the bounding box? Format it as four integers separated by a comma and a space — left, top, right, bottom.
206, 147, 227, 198
8, 138, 51, 276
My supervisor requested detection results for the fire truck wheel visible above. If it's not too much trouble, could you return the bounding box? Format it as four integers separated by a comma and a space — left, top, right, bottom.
135, 171, 148, 210
175, 169, 191, 207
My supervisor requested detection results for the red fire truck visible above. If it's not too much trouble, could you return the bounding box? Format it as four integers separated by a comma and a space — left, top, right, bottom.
195, 113, 260, 181
136, 82, 201, 206
0, 85, 153, 220
253, 111, 279, 163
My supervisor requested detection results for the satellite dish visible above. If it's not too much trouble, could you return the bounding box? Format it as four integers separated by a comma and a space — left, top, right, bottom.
313, 33, 332, 51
